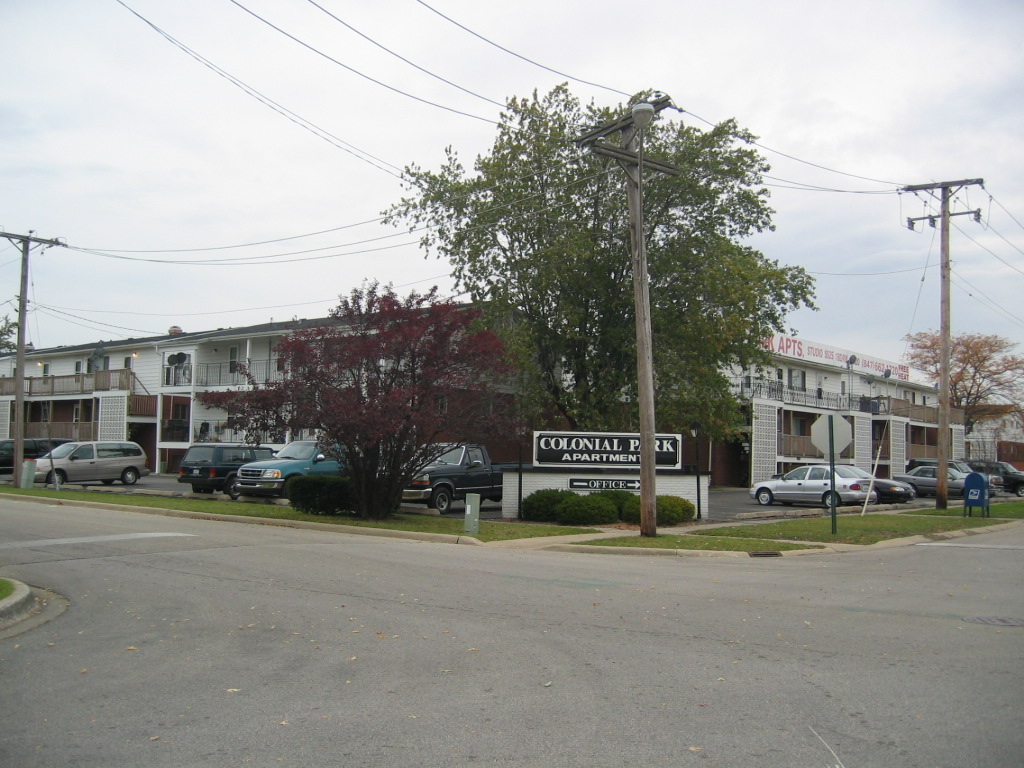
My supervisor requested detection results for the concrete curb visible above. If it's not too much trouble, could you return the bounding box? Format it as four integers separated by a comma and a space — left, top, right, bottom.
0, 579, 35, 626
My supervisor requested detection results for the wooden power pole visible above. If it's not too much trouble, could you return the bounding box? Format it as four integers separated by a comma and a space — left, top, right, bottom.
902, 179, 983, 508
0, 231, 66, 487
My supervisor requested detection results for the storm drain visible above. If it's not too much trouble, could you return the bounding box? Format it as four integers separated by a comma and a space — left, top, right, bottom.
748, 551, 782, 557
962, 616, 1024, 628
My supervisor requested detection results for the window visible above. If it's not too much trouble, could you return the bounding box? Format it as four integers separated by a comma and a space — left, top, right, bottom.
73, 445, 95, 460
41, 362, 50, 376
785, 467, 809, 481
229, 346, 239, 373
807, 467, 828, 480
124, 356, 133, 370
75, 360, 83, 374
97, 443, 121, 458
787, 369, 806, 391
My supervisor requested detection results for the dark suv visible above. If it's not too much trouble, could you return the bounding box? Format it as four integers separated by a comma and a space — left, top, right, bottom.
177, 444, 276, 494
0, 438, 72, 474
968, 460, 1024, 497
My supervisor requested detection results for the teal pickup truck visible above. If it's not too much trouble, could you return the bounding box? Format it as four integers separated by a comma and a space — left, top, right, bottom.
231, 440, 343, 499
402, 444, 504, 513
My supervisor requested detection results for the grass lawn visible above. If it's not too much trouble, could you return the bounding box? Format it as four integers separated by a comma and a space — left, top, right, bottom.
687, 513, 1006, 546
0, 487, 594, 543
0, 578, 13, 601
582, 534, 823, 552
903, 500, 1024, 519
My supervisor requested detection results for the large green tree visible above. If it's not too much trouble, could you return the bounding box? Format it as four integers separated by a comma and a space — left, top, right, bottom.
385, 85, 815, 438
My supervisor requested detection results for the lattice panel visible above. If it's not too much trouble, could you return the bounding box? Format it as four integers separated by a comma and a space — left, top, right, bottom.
0, 401, 9, 439
98, 395, 128, 441
889, 418, 908, 471
751, 402, 779, 482
853, 415, 872, 471
951, 424, 966, 459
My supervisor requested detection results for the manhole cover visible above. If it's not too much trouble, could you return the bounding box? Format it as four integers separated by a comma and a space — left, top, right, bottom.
962, 616, 1024, 627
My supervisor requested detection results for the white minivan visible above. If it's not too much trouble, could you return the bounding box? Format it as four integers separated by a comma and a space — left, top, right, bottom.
34, 441, 151, 486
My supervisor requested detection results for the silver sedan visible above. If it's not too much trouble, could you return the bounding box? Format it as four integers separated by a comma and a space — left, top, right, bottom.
750, 465, 878, 507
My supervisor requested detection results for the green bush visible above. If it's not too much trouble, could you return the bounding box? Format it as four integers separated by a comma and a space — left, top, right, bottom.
288, 475, 353, 515
592, 489, 634, 516
521, 488, 576, 522
555, 493, 619, 526
620, 494, 695, 526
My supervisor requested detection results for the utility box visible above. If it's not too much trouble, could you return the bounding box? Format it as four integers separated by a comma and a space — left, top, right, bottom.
19, 460, 36, 489
464, 493, 481, 535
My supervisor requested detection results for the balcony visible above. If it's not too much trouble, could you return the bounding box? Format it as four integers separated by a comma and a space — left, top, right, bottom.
734, 379, 964, 425
173, 359, 286, 388
779, 433, 853, 460
0, 369, 143, 397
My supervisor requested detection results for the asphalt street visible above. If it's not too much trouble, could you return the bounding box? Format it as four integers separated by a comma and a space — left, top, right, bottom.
1, 494, 1022, 768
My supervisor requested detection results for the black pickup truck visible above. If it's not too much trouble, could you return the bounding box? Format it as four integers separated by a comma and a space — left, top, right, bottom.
402, 444, 504, 513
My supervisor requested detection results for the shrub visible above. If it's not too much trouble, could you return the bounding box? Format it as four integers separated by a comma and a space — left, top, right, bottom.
288, 475, 353, 515
521, 488, 576, 522
620, 494, 695, 526
555, 493, 619, 526
592, 489, 634, 516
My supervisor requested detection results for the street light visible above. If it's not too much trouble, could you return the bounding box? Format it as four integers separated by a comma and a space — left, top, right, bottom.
690, 421, 702, 520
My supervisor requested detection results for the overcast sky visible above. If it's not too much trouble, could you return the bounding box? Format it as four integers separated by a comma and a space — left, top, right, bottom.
3, 0, 1022, 368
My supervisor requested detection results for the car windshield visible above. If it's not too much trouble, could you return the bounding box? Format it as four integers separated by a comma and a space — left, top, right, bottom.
836, 466, 873, 480
43, 443, 79, 459
275, 442, 318, 460
434, 446, 464, 464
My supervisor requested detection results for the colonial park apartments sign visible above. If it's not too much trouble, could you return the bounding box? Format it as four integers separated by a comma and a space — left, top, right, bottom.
533, 431, 682, 470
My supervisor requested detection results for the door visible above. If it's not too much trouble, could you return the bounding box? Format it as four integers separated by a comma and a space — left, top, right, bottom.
803, 466, 831, 504
773, 467, 809, 502
66, 443, 97, 481
461, 446, 491, 496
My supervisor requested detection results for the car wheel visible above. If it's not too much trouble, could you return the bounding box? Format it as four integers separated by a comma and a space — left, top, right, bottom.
226, 477, 242, 500
755, 488, 774, 506
822, 491, 841, 508
430, 487, 453, 513
121, 468, 139, 485
46, 469, 68, 485
1015, 484, 1024, 497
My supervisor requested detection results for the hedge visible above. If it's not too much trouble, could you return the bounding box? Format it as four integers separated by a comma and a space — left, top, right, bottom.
555, 493, 619, 526
287, 475, 353, 515
620, 494, 695, 526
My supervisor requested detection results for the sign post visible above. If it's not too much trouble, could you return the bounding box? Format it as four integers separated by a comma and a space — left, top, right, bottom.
810, 415, 853, 534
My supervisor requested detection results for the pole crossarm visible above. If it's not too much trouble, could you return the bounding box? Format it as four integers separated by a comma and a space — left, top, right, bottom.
901, 178, 984, 193
0, 232, 67, 249
575, 94, 675, 147
588, 143, 681, 176
906, 209, 981, 230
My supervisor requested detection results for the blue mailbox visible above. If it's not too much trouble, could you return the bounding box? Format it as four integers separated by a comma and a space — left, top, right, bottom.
962, 472, 990, 517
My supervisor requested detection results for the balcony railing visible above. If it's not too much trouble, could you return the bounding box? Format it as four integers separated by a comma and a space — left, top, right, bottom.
779, 433, 853, 460
24, 422, 97, 441
0, 369, 143, 397
170, 359, 286, 388
734, 379, 963, 424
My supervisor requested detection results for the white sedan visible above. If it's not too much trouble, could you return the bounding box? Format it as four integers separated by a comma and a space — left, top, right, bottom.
750, 465, 878, 507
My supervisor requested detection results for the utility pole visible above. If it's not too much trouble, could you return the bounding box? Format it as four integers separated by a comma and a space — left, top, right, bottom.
0, 231, 66, 487
577, 95, 679, 537
902, 178, 983, 508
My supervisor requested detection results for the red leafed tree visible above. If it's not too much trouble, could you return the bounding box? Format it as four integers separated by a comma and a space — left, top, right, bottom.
200, 283, 511, 519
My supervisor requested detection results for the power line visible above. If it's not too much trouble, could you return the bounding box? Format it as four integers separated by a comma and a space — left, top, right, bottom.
113, 0, 405, 179
414, 0, 631, 99
224, 0, 498, 124
301, 0, 505, 109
